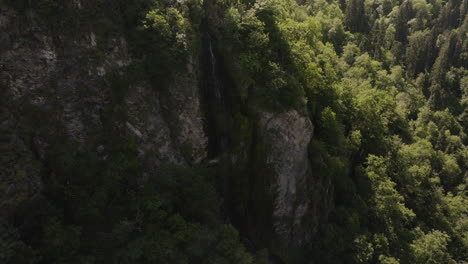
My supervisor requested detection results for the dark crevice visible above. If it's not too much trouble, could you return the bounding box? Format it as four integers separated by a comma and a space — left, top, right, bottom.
200, 25, 231, 159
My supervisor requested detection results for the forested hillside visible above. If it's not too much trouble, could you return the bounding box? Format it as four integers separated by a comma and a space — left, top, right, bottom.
0, 0, 466, 263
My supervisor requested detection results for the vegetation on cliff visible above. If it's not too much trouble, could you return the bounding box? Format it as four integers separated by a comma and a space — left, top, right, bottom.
1, 0, 466, 263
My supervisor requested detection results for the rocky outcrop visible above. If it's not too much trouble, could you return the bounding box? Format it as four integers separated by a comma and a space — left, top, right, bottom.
157, 55, 208, 164
0, 3, 207, 212
260, 110, 314, 245
0, 0, 325, 253
124, 77, 207, 168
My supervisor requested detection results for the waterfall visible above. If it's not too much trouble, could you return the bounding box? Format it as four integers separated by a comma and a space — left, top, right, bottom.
203, 32, 229, 158
207, 34, 225, 112
203, 30, 232, 228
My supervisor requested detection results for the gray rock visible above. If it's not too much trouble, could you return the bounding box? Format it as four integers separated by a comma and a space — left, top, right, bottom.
260, 110, 314, 244
0, 32, 11, 50
0, 3, 208, 210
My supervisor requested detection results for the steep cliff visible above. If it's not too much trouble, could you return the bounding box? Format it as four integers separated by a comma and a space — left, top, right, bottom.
0, 0, 323, 260
3, 0, 465, 263
0, 0, 208, 209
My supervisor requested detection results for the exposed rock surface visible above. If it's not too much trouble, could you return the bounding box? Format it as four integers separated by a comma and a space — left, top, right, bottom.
260, 110, 314, 244
0, 0, 323, 251
0, 4, 207, 212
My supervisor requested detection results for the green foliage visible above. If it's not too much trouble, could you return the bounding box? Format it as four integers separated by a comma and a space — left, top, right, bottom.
411, 229, 456, 264
378, 255, 400, 264
366, 155, 415, 231
3, 128, 251, 263
345, 0, 369, 32
140, 5, 195, 84
3, 0, 467, 263
0, 225, 37, 264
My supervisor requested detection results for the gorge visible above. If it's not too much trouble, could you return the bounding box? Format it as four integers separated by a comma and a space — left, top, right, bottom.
1, 0, 466, 263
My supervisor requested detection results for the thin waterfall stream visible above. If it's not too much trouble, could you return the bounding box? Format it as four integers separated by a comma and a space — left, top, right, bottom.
207, 34, 224, 108
202, 32, 229, 159
201, 29, 285, 264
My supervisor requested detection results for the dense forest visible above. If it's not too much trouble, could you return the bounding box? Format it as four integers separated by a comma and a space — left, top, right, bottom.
0, 0, 467, 263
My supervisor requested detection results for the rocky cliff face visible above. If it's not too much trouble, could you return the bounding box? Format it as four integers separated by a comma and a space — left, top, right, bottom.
0, 1, 207, 213
0, 0, 327, 251
260, 110, 314, 244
